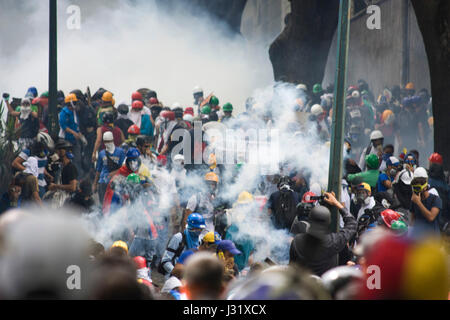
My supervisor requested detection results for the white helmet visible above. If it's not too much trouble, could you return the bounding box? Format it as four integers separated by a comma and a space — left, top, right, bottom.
103, 131, 114, 142
413, 167, 428, 179
183, 114, 193, 122
173, 154, 185, 163
311, 104, 324, 116
296, 84, 307, 91
193, 86, 203, 95
351, 90, 360, 99
370, 130, 384, 141
37, 132, 54, 151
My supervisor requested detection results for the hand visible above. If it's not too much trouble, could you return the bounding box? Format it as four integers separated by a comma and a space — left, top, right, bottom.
323, 191, 343, 209
411, 192, 421, 205
48, 183, 57, 191
91, 153, 97, 163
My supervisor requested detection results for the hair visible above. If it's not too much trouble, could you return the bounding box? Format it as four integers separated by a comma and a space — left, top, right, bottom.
384, 144, 394, 153
184, 252, 224, 299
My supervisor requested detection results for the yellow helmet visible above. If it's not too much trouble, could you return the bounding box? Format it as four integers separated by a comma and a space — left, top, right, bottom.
111, 240, 128, 254
382, 109, 394, 122
405, 82, 415, 90
202, 231, 221, 244
64, 93, 78, 103
205, 171, 219, 183
237, 191, 253, 204
102, 91, 113, 102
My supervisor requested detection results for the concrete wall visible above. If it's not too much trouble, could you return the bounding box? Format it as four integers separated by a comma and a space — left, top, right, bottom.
323, 0, 430, 98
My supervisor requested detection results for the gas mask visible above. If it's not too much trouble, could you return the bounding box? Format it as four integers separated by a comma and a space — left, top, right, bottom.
105, 142, 115, 154
356, 192, 370, 205
127, 158, 141, 172
389, 168, 398, 177
412, 180, 428, 194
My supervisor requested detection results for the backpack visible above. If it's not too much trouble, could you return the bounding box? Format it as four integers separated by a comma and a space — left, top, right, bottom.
157, 232, 186, 275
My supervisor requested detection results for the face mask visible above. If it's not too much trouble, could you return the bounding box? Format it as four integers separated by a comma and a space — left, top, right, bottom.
188, 230, 202, 238
129, 160, 140, 172
356, 193, 368, 204
412, 182, 427, 194
105, 142, 115, 154
173, 161, 184, 171
20, 106, 32, 119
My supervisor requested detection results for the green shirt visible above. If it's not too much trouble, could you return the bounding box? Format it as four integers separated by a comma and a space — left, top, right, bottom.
225, 224, 254, 272
15, 105, 38, 113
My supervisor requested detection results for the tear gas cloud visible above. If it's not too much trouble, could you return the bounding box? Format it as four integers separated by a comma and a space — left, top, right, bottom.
0, 0, 273, 114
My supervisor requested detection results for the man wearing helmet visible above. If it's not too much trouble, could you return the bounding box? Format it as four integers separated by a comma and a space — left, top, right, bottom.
410, 167, 442, 235
160, 213, 206, 278
358, 130, 384, 171
93, 131, 126, 204
114, 104, 134, 139
348, 154, 381, 191
91, 112, 125, 163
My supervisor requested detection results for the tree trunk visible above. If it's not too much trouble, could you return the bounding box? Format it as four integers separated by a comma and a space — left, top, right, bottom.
411, 0, 450, 170
155, 0, 247, 35
269, 0, 340, 87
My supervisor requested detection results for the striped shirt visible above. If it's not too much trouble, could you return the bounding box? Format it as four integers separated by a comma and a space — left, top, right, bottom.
19, 149, 48, 187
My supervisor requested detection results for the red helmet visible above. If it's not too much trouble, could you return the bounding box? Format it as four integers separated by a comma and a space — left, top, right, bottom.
131, 91, 143, 101
132, 100, 144, 110
148, 97, 159, 105
133, 256, 147, 269
184, 107, 194, 115
428, 153, 443, 165
302, 191, 317, 203
128, 124, 141, 135
157, 155, 167, 166
160, 110, 175, 121
381, 209, 401, 228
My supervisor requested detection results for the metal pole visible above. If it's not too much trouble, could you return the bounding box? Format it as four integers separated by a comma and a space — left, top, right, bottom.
401, 0, 410, 86
48, 0, 59, 140
327, 0, 351, 233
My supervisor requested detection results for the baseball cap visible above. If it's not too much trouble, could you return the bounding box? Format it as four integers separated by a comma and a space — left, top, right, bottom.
217, 240, 241, 256
202, 232, 222, 245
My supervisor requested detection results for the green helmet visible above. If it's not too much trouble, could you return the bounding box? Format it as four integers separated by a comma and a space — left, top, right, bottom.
210, 96, 219, 106
126, 173, 141, 184
313, 84, 323, 94
365, 153, 380, 170
201, 105, 211, 114
391, 220, 408, 235
222, 103, 233, 112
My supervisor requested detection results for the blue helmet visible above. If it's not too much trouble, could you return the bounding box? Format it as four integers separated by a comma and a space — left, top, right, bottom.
187, 213, 206, 229
126, 147, 140, 160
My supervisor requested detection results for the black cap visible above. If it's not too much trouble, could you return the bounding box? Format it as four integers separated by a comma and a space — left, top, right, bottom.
55, 139, 72, 150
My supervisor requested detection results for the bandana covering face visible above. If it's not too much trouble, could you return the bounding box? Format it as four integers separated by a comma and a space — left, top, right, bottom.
20, 106, 32, 119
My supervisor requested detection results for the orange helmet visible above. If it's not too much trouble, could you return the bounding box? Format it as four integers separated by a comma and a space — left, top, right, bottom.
405, 82, 415, 90
382, 109, 394, 123
64, 93, 78, 103
102, 91, 113, 102
205, 172, 219, 183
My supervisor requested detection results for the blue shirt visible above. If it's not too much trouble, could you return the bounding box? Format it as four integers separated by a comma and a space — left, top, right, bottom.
59, 106, 79, 143
96, 147, 126, 184
376, 173, 393, 192
410, 193, 442, 235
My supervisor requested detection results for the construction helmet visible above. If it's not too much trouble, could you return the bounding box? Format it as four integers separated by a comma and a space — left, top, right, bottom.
128, 124, 141, 135
184, 107, 194, 115
380, 209, 401, 228
149, 97, 159, 105
370, 130, 384, 141
365, 153, 380, 169
102, 112, 114, 124
132, 100, 144, 110
209, 96, 219, 106
37, 132, 55, 151
357, 182, 372, 194
413, 167, 428, 179
126, 147, 141, 160
405, 82, 415, 90
118, 104, 129, 115
205, 172, 219, 183
201, 105, 211, 114
237, 191, 254, 205
202, 231, 222, 245
111, 240, 128, 254
102, 91, 113, 102
428, 153, 443, 165
302, 191, 317, 204
133, 256, 147, 269
131, 91, 143, 101
160, 110, 175, 121
222, 103, 233, 112
193, 86, 203, 95
390, 220, 408, 236
64, 93, 78, 103
187, 213, 206, 229
311, 104, 324, 116
296, 84, 307, 91
126, 173, 141, 184
103, 131, 114, 142
313, 83, 323, 94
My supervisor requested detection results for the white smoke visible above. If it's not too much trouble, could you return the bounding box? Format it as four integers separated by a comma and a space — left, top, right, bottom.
0, 0, 273, 114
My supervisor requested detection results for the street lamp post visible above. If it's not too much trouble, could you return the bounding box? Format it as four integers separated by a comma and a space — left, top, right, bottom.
48, 0, 59, 140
